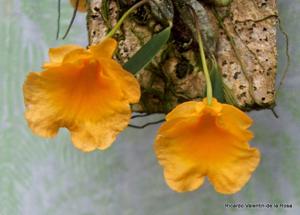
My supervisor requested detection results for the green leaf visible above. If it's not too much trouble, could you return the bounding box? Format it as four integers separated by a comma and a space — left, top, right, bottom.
101, 0, 110, 24
123, 26, 171, 74
223, 84, 239, 107
210, 57, 225, 102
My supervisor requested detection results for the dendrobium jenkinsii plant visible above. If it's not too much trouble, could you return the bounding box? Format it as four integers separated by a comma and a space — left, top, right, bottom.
23, 0, 260, 194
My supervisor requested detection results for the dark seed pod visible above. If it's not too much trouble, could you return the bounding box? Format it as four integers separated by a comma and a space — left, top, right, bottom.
174, 0, 217, 55
148, 0, 174, 24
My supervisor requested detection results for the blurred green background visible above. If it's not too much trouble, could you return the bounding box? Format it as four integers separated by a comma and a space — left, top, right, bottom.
0, 0, 299, 214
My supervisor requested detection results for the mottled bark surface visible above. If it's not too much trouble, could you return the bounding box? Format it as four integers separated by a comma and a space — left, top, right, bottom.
217, 0, 278, 109
87, 0, 278, 113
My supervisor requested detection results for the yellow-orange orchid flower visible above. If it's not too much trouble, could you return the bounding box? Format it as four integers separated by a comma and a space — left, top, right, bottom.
23, 38, 140, 152
154, 98, 260, 194
69, 0, 87, 12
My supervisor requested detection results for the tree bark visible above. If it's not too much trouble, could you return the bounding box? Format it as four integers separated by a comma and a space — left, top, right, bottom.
87, 0, 278, 113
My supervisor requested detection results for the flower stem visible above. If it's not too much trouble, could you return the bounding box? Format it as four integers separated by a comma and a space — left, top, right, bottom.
105, 0, 150, 39
190, 7, 213, 105
197, 30, 213, 105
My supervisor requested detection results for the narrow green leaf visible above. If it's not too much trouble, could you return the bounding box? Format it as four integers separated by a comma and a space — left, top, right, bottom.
101, 0, 110, 24
210, 57, 225, 102
224, 84, 239, 107
123, 26, 171, 74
